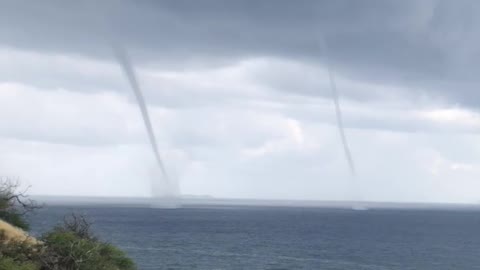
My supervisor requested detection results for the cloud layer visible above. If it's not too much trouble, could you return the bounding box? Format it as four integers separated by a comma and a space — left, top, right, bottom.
1, 0, 480, 203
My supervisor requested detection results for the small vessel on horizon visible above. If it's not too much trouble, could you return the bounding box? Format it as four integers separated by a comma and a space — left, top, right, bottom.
351, 204, 368, 211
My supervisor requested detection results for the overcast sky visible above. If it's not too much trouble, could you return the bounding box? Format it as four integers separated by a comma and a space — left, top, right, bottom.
2, 0, 480, 203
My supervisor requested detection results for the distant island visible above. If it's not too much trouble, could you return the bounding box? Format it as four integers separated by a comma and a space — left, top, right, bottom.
29, 194, 480, 211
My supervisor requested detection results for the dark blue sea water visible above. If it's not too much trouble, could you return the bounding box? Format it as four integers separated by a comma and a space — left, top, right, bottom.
28, 206, 480, 270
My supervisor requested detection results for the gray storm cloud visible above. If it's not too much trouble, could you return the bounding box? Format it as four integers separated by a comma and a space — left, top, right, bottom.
3, 0, 480, 203
2, 0, 480, 107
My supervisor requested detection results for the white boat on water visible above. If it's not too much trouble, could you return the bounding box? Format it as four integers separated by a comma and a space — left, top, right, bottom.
352, 205, 369, 211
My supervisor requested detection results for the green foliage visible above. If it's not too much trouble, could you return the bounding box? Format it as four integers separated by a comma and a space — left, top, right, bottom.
0, 179, 39, 231
0, 179, 136, 270
38, 215, 136, 270
0, 256, 38, 270
0, 232, 40, 270
40, 229, 135, 270
97, 243, 136, 270
0, 217, 136, 270
0, 210, 30, 231
0, 233, 35, 262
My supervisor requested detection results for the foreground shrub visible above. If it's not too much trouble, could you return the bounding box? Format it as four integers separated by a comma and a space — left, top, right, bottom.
0, 179, 136, 270
0, 229, 41, 270
0, 256, 37, 270
39, 215, 136, 270
0, 179, 39, 231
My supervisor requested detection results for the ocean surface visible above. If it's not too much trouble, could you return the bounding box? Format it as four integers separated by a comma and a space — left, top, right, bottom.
28, 206, 480, 270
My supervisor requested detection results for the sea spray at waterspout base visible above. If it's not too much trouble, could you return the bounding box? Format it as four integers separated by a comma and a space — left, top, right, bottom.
149, 165, 180, 208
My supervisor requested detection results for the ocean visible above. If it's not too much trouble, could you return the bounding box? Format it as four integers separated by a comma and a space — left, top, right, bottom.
28, 206, 480, 270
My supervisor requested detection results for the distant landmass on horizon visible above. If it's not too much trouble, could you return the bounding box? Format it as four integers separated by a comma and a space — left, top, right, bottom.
30, 195, 480, 210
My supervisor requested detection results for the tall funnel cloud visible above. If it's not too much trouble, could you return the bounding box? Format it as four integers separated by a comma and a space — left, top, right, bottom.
80, 2, 178, 204
111, 45, 172, 189
320, 37, 356, 176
